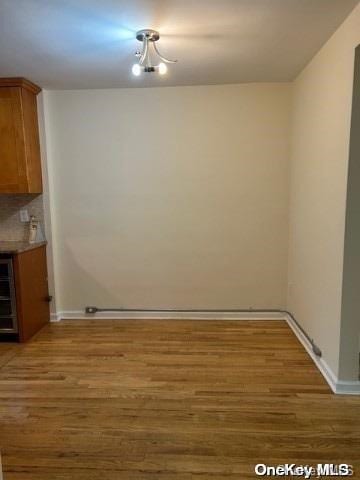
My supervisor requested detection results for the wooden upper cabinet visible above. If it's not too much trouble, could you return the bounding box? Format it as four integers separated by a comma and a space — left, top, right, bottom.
0, 78, 42, 194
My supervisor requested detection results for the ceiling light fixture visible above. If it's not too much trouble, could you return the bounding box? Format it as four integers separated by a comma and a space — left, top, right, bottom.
132, 29, 177, 76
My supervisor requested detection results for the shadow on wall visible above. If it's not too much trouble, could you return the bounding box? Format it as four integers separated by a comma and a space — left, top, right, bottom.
59, 237, 130, 312
61, 234, 263, 312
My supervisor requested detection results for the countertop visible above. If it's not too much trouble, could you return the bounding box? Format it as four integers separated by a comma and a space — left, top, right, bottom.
0, 241, 47, 254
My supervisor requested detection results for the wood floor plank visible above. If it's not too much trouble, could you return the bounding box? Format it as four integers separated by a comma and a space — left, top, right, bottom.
0, 319, 360, 479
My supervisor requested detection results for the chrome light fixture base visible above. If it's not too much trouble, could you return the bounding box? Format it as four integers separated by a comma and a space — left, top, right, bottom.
136, 29, 160, 42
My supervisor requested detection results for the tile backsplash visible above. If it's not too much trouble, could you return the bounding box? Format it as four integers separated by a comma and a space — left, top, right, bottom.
0, 195, 45, 241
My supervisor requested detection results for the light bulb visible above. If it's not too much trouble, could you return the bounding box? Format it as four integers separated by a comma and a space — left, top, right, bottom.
158, 62, 167, 75
132, 63, 141, 76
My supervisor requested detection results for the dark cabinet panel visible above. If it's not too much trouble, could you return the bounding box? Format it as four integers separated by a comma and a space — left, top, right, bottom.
0, 258, 17, 333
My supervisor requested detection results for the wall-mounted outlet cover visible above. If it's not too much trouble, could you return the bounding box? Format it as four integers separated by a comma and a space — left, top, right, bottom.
19, 209, 30, 223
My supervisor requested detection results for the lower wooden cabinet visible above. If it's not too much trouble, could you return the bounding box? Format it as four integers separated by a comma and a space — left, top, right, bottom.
0, 245, 50, 342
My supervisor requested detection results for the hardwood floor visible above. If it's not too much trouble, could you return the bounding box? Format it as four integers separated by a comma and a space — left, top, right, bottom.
1, 319, 360, 479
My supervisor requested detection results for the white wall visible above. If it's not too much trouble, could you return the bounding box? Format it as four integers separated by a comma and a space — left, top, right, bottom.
288, 4, 360, 380
339, 45, 360, 381
43, 83, 291, 312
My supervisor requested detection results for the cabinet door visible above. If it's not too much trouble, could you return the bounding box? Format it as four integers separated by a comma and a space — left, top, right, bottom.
21, 87, 43, 193
13, 246, 50, 342
0, 87, 28, 193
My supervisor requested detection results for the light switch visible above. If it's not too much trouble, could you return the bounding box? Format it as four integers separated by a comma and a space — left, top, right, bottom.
19, 209, 30, 223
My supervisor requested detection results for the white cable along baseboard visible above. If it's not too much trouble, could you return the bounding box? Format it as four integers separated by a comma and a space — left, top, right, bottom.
51, 310, 284, 321
284, 313, 360, 395
50, 310, 360, 395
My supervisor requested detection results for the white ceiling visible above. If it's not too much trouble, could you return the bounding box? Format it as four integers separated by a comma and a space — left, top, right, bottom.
0, 0, 358, 89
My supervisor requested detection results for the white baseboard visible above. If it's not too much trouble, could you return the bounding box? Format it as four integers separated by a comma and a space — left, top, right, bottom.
49, 309, 360, 395
52, 310, 285, 321
284, 313, 360, 395
50, 312, 61, 322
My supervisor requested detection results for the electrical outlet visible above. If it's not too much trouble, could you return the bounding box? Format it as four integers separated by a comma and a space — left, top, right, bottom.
19, 209, 30, 223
